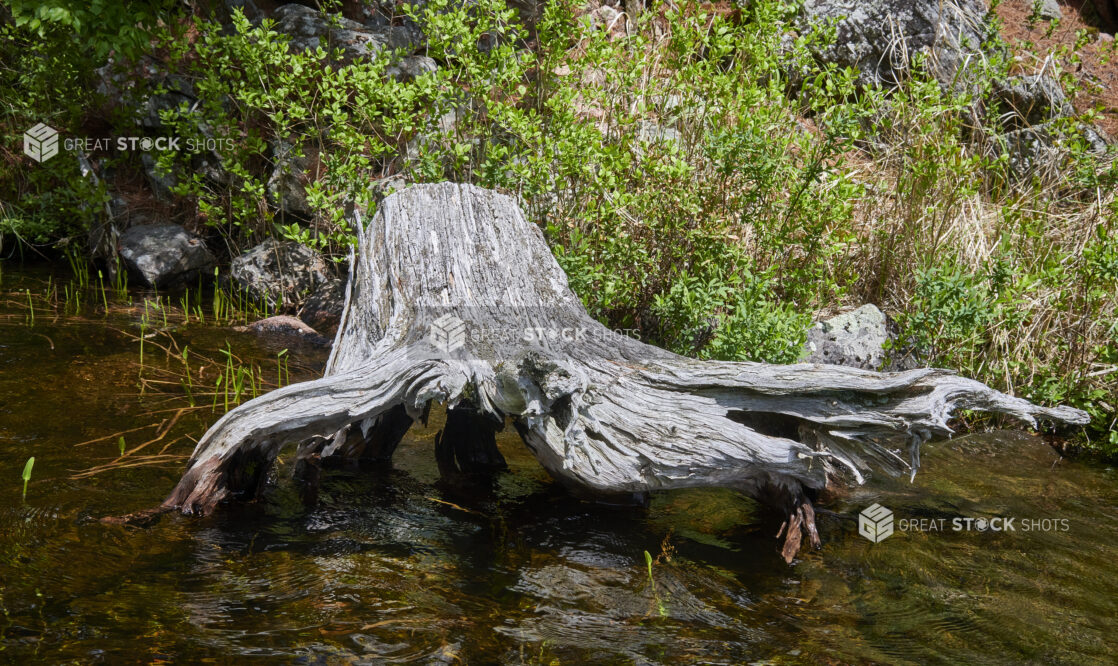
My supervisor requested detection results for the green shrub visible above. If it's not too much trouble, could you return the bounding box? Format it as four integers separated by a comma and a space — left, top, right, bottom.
0, 0, 1115, 456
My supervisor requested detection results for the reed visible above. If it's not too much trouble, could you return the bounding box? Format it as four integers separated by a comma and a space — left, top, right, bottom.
97, 270, 109, 313
180, 346, 195, 407
21, 456, 34, 500
644, 550, 666, 617
64, 246, 88, 289
112, 260, 128, 300
277, 348, 290, 387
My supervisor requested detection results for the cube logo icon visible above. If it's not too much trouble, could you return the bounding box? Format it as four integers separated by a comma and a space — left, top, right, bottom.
428, 314, 467, 353
858, 503, 894, 543
24, 123, 59, 163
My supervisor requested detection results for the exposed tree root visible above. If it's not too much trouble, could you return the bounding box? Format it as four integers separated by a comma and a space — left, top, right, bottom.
160, 183, 1089, 560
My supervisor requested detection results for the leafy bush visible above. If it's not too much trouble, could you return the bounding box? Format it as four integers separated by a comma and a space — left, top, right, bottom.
0, 0, 1115, 455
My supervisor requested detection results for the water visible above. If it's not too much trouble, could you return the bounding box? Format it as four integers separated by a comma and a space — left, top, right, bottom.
1, 266, 1116, 663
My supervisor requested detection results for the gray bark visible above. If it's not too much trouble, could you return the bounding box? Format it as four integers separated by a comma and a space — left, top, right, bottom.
162, 183, 1088, 561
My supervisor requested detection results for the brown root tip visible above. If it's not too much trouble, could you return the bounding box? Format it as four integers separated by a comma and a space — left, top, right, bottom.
160, 455, 230, 516
99, 506, 171, 528
780, 498, 822, 563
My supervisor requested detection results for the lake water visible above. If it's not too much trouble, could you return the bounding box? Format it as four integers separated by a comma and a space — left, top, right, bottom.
1, 266, 1115, 663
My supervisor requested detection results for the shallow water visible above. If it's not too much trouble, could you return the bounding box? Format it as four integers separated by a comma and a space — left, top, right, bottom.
1, 266, 1116, 663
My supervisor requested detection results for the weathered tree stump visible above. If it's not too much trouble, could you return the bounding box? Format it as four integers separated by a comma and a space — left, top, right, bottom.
162, 183, 1088, 561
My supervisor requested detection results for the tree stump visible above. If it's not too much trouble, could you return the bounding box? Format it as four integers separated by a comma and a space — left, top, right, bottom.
162, 183, 1088, 561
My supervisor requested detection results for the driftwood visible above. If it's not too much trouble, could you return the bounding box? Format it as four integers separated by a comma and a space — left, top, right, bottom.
162, 183, 1088, 561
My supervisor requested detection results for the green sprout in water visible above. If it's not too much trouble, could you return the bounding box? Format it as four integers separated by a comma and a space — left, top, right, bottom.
21, 457, 34, 500
644, 550, 667, 618
118, 436, 126, 457
277, 349, 290, 387
181, 346, 195, 407
98, 270, 109, 312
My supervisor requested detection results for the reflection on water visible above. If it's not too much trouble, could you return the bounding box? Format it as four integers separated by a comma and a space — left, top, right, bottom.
1, 267, 1116, 663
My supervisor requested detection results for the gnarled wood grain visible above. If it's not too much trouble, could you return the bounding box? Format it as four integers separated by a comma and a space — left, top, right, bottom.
162, 183, 1088, 561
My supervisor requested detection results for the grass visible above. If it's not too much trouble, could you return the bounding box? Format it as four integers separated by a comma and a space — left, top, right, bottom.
21, 457, 34, 500
0, 266, 316, 479
644, 549, 667, 618
0, 0, 1114, 456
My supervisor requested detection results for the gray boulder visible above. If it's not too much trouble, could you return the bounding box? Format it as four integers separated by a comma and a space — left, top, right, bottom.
799, 0, 990, 88
117, 224, 216, 288
991, 74, 1073, 129
272, 4, 427, 74
1034, 0, 1062, 20
637, 120, 683, 145
804, 304, 895, 370
999, 121, 1108, 181
385, 54, 438, 81
138, 77, 196, 131
140, 153, 177, 200
229, 240, 330, 309
298, 278, 346, 336
222, 0, 263, 23
266, 141, 315, 219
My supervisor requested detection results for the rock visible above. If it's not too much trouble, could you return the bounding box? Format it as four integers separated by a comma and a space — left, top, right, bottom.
298, 279, 346, 336
385, 55, 438, 81
1080, 124, 1110, 154
94, 56, 161, 104
228, 240, 330, 309
140, 153, 177, 200
804, 304, 896, 370
991, 75, 1073, 129
637, 120, 683, 145
370, 174, 410, 202
354, 0, 393, 29
1001, 124, 1062, 180
138, 79, 195, 131
266, 141, 315, 219
222, 0, 263, 23
799, 0, 990, 89
272, 4, 422, 65
117, 224, 216, 289
1034, 0, 1062, 21
998, 121, 1109, 181
237, 315, 331, 346
195, 151, 233, 187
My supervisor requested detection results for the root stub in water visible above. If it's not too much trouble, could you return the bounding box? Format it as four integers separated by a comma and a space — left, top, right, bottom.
159, 183, 1088, 562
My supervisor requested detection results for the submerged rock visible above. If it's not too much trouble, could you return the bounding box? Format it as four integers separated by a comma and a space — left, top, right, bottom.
117, 224, 216, 289
228, 240, 331, 309
238, 315, 331, 346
